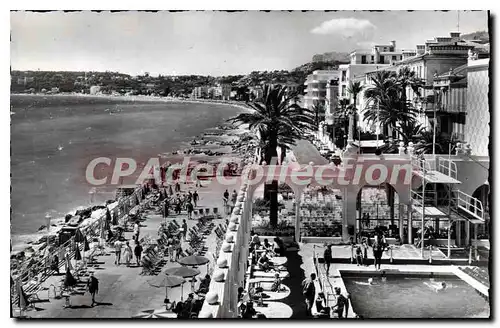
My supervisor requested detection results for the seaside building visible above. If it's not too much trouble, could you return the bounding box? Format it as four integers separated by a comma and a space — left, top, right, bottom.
361, 31, 487, 138
89, 85, 101, 95
303, 70, 339, 111
339, 41, 403, 132
192, 86, 209, 99
221, 84, 231, 100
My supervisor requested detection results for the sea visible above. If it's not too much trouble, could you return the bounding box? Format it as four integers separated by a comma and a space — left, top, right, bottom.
10, 94, 245, 247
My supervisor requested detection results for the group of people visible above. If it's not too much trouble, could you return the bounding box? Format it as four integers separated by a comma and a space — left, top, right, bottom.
301, 273, 350, 318
113, 239, 143, 267
164, 190, 199, 219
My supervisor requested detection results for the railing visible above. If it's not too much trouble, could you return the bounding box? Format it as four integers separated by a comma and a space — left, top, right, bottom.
438, 157, 458, 180
455, 190, 484, 221
312, 246, 335, 306
411, 155, 432, 175
11, 185, 148, 304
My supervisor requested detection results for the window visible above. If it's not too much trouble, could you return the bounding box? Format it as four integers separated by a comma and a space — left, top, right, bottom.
379, 55, 385, 64
341, 71, 346, 82
342, 85, 346, 97
392, 55, 397, 61
371, 55, 374, 62
361, 55, 367, 64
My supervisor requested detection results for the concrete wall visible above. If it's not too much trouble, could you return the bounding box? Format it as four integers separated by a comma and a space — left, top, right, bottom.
465, 59, 490, 157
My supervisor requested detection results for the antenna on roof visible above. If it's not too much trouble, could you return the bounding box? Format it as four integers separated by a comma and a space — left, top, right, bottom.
457, 11, 460, 32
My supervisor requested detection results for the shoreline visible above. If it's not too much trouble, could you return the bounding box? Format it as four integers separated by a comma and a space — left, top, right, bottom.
11, 92, 253, 113
11, 99, 257, 264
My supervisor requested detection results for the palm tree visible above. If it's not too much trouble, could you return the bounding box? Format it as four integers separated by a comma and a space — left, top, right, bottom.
346, 81, 364, 142
311, 102, 325, 129
229, 84, 315, 227
413, 129, 458, 155
363, 71, 398, 136
334, 98, 353, 148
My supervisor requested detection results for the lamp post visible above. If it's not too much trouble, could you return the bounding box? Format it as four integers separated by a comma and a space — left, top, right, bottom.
432, 88, 437, 156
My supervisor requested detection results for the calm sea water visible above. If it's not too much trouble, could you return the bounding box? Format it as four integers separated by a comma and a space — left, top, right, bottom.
10, 95, 243, 243
344, 276, 490, 318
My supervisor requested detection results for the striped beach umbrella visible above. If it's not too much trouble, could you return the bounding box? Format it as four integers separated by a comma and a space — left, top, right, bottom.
132, 309, 177, 319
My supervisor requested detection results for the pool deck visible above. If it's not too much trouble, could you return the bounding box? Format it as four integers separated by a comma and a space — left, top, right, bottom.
14, 180, 239, 319
300, 243, 491, 318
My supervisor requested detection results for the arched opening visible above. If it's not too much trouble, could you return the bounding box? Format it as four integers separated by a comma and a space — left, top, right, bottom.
251, 182, 295, 238
357, 183, 400, 240
299, 185, 343, 239
472, 184, 490, 239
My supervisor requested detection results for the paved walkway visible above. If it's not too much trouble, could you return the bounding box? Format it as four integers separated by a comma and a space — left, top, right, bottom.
16, 180, 238, 319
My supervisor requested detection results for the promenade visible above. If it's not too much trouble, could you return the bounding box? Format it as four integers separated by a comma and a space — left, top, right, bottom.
17, 180, 240, 319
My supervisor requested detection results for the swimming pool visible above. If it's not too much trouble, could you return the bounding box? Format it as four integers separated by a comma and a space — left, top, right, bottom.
342, 272, 490, 318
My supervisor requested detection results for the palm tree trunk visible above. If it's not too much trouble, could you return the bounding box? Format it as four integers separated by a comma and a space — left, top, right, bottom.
264, 134, 279, 228
280, 146, 287, 165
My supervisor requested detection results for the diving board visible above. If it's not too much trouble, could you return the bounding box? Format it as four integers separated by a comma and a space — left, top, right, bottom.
412, 205, 448, 217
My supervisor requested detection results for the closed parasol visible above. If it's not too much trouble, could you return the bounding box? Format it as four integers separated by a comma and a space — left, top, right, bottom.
178, 255, 209, 267
74, 229, 85, 243
83, 236, 90, 252
74, 245, 82, 261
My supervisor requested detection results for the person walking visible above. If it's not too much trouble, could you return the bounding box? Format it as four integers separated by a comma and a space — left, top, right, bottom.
113, 239, 122, 265
122, 241, 133, 267
193, 190, 199, 207
323, 244, 332, 276
163, 199, 169, 218
301, 273, 316, 317
87, 273, 99, 307
134, 241, 143, 266
223, 189, 229, 206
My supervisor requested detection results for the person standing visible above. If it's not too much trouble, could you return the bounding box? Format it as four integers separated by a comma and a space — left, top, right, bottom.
231, 190, 237, 205
122, 241, 133, 267
332, 287, 349, 318
182, 219, 188, 241
133, 222, 140, 242
373, 233, 383, 271
192, 190, 199, 207
186, 201, 194, 220
223, 189, 229, 206
87, 273, 99, 307
113, 240, 122, 265
323, 244, 332, 276
134, 241, 143, 266
163, 199, 169, 219
301, 273, 316, 317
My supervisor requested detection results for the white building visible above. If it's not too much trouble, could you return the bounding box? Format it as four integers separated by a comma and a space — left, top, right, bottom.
303, 70, 339, 111
89, 85, 101, 95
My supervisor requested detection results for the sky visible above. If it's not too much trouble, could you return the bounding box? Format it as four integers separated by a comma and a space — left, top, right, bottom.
10, 10, 489, 76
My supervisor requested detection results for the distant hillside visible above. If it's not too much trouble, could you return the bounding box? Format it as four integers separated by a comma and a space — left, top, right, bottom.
461, 30, 489, 42
312, 51, 350, 63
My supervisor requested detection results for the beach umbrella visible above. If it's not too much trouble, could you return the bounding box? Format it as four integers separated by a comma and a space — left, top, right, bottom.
178, 255, 209, 267
106, 207, 112, 222
165, 266, 200, 278
17, 280, 28, 310
74, 245, 82, 261
147, 275, 185, 300
132, 309, 177, 319
83, 236, 90, 252
75, 228, 85, 243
